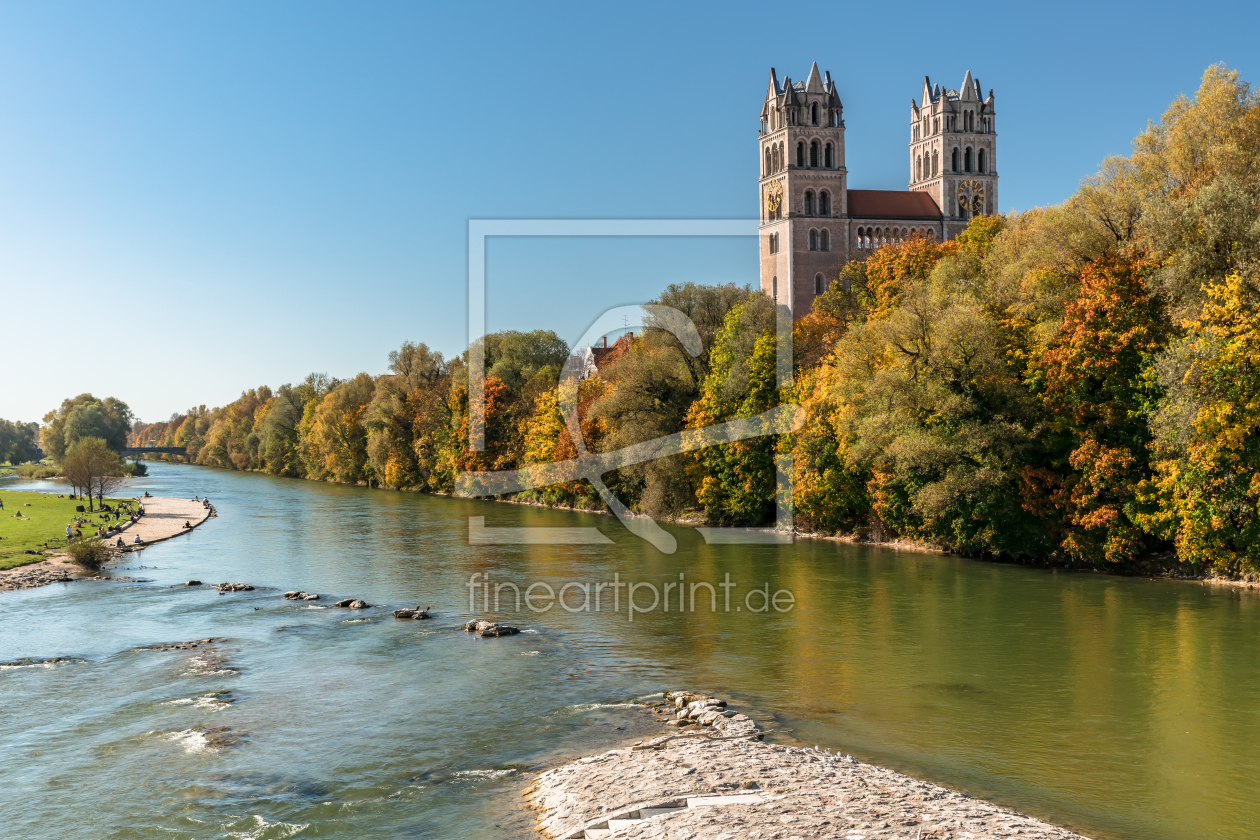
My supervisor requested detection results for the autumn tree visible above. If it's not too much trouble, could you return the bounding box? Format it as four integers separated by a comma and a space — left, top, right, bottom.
1029, 258, 1170, 563
1139, 270, 1260, 571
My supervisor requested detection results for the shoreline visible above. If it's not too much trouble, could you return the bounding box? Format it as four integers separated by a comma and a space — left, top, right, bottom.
527, 691, 1093, 840
0, 495, 213, 593
120, 461, 1260, 591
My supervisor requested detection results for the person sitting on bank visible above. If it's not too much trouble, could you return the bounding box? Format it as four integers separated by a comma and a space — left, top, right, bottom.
116, 537, 125, 548
133, 534, 144, 544
183, 520, 192, 529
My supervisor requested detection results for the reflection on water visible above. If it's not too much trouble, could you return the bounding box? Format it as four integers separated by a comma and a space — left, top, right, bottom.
1, 466, 1258, 839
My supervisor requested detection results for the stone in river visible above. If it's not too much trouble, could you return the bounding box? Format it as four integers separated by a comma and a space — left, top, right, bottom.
185, 580, 202, 586
217, 582, 255, 592
463, 619, 520, 637
335, 598, 371, 609
284, 590, 320, 600
393, 607, 432, 620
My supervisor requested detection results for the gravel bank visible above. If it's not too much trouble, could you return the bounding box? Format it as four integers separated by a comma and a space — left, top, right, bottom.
526, 692, 1092, 840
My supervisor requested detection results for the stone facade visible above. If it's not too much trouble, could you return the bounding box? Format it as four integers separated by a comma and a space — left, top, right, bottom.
758, 64, 998, 316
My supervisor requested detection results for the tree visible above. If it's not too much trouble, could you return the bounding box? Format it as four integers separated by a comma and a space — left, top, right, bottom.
686, 295, 782, 524
0, 419, 41, 464
1030, 257, 1170, 564
61, 437, 125, 511
41, 394, 133, 460
1139, 270, 1260, 571
302, 373, 377, 483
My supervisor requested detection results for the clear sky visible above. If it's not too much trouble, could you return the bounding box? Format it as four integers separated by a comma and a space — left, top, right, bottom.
1, 0, 1254, 423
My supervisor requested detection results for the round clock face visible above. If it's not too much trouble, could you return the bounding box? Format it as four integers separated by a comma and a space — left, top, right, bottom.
766, 181, 783, 213
958, 179, 985, 214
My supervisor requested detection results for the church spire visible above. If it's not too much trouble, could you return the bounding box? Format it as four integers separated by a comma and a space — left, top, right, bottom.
805, 61, 824, 93
960, 70, 977, 101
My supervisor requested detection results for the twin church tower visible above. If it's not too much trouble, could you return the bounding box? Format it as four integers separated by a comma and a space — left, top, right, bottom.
759, 63, 998, 314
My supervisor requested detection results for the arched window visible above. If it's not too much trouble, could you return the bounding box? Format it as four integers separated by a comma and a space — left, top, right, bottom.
809, 229, 818, 250
811, 103, 819, 125
815, 274, 824, 294
764, 148, 772, 177
978, 148, 986, 173
772, 276, 778, 300
804, 191, 814, 216
809, 141, 819, 168
796, 142, 805, 167
824, 143, 833, 168
964, 147, 972, 172
820, 229, 830, 251
819, 191, 830, 216
932, 150, 939, 176
916, 154, 922, 181
952, 148, 959, 172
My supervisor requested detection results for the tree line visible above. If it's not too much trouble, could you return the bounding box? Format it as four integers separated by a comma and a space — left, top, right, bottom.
124, 66, 1259, 574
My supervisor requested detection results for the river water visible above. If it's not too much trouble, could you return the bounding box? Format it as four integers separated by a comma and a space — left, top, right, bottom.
1, 463, 1257, 839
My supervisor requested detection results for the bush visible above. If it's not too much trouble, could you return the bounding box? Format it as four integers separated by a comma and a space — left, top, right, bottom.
66, 536, 114, 569
125, 461, 148, 477
15, 464, 60, 479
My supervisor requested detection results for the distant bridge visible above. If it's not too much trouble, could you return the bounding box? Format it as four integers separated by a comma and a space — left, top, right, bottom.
120, 446, 187, 457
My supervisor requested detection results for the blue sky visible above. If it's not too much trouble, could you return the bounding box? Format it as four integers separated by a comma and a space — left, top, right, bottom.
1, 0, 1254, 423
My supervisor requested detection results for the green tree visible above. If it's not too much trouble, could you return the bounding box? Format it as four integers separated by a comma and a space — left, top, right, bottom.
686, 295, 782, 524
41, 395, 133, 460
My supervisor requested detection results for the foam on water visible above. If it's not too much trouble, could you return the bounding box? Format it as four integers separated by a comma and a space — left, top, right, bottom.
452, 769, 517, 780
222, 814, 309, 840
165, 728, 211, 753
568, 702, 639, 712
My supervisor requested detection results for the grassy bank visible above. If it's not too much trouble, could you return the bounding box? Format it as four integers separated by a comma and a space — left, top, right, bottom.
0, 490, 130, 570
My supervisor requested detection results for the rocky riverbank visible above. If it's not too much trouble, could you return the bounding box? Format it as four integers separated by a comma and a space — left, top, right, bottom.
527, 691, 1092, 840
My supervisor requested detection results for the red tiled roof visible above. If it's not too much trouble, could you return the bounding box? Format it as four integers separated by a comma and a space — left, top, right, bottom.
592, 333, 634, 370
847, 190, 941, 219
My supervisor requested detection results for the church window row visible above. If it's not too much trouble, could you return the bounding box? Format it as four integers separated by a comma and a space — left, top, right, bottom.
914, 111, 993, 140
766, 105, 841, 133
802, 190, 831, 216
796, 140, 837, 170
808, 229, 831, 251
764, 141, 786, 176
763, 138, 840, 176
913, 146, 989, 182
915, 150, 941, 181
855, 226, 935, 250
767, 232, 780, 254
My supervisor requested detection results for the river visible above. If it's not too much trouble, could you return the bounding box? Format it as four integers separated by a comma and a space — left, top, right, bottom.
1, 463, 1257, 839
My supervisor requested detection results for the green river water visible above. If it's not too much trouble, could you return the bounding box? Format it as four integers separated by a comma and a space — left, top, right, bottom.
0, 463, 1256, 839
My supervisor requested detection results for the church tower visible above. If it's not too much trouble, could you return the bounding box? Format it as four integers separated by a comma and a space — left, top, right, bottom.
758, 63, 847, 315
908, 71, 998, 238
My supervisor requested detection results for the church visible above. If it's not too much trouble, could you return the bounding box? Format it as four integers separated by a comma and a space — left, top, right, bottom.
759, 63, 998, 314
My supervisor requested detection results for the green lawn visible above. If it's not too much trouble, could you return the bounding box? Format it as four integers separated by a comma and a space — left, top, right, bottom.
0, 489, 132, 570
